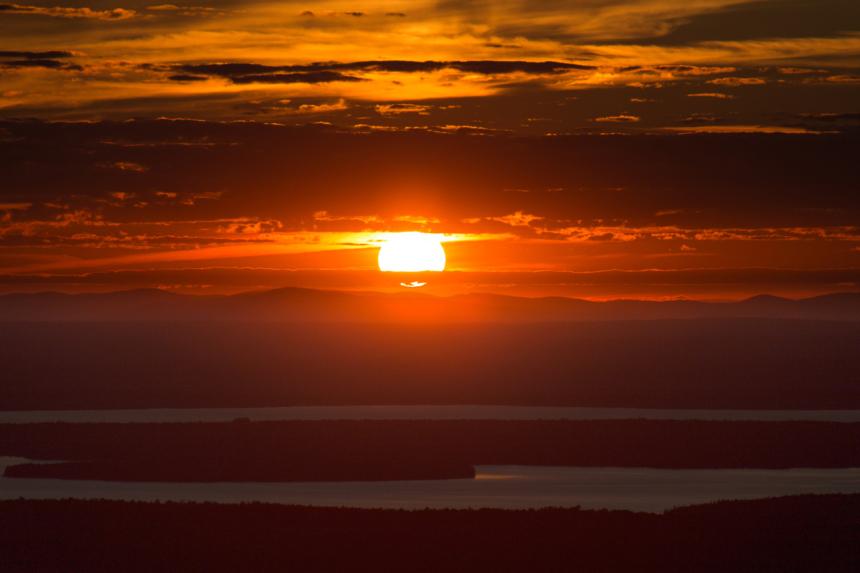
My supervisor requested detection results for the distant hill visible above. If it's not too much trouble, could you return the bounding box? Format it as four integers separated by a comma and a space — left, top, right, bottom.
1, 287, 859, 322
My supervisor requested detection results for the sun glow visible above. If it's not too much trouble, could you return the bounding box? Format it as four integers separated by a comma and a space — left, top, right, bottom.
377, 232, 447, 273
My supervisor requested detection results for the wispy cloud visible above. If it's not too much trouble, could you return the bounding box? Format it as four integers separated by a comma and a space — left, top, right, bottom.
0, 3, 135, 20
593, 114, 640, 123
687, 92, 734, 99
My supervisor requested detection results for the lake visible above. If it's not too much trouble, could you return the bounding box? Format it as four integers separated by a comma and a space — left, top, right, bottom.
2, 458, 858, 513
1, 405, 859, 424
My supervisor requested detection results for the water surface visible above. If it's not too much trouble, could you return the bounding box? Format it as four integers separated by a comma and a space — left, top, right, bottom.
2, 458, 857, 513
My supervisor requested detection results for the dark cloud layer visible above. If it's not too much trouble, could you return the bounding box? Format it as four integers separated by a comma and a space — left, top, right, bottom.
173, 60, 595, 84
229, 71, 365, 85
1, 118, 857, 230
0, 3, 135, 20
0, 50, 74, 59
0, 49, 80, 70
1, 58, 80, 70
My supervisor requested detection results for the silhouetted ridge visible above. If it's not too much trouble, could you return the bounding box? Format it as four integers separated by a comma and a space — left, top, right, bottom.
740, 294, 792, 304
2, 288, 860, 322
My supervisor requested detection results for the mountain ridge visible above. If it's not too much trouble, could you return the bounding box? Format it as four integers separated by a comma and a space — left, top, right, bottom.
1, 288, 859, 322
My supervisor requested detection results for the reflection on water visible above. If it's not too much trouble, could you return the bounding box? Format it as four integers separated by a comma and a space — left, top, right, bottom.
1, 405, 859, 424
2, 459, 858, 513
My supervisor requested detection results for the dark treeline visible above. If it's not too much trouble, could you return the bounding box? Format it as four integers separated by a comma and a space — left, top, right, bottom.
1, 495, 858, 572
2, 319, 860, 410
3, 420, 859, 481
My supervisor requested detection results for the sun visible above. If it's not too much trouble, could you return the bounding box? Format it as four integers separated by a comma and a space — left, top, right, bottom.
378, 232, 446, 273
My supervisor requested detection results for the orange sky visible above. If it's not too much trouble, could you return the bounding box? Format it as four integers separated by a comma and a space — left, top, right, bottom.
1, 1, 859, 298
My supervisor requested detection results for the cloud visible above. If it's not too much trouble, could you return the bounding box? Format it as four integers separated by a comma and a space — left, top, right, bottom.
230, 71, 365, 85
0, 58, 81, 70
157, 59, 598, 95
433, 0, 757, 42
174, 63, 287, 77
707, 77, 766, 86
579, 36, 860, 67
296, 99, 348, 114
680, 113, 722, 124
175, 60, 594, 81
167, 74, 208, 82
109, 161, 148, 173
0, 202, 31, 212
2, 118, 857, 235
375, 103, 432, 116
778, 67, 827, 75
593, 114, 640, 123
424, 61, 595, 74
488, 212, 544, 228
145, 4, 225, 17
0, 50, 81, 71
798, 113, 860, 123
821, 74, 860, 85
661, 125, 829, 134
687, 92, 734, 99
171, 63, 368, 84
0, 50, 74, 59
0, 3, 136, 20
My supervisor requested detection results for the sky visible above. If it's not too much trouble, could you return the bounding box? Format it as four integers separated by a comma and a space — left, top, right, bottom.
1, 0, 858, 299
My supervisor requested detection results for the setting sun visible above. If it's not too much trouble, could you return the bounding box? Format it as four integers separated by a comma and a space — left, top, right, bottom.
378, 232, 447, 273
